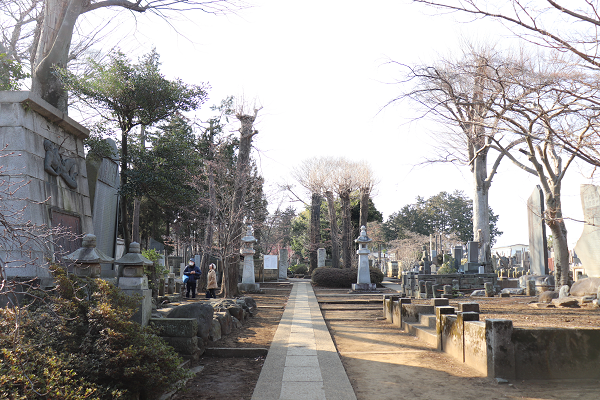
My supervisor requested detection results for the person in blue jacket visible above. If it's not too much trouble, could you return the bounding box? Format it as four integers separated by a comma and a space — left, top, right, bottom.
183, 258, 201, 298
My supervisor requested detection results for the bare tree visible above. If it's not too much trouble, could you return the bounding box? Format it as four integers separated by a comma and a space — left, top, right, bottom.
0, 0, 244, 111
387, 44, 528, 271
292, 157, 328, 272
489, 58, 600, 287
413, 1, 600, 70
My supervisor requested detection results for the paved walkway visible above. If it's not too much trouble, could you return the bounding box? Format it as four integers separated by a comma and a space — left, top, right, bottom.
252, 281, 357, 400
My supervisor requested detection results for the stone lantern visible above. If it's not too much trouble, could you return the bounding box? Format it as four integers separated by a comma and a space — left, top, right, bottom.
353, 225, 376, 291
63, 234, 114, 278
239, 223, 260, 292
114, 242, 153, 326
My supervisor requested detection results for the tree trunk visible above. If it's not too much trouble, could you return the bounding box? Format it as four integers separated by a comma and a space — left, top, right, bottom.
33, 0, 83, 112
545, 190, 570, 289
225, 114, 257, 297
132, 197, 141, 243
340, 190, 352, 269
473, 152, 492, 272
324, 191, 340, 268
199, 162, 217, 292
359, 188, 369, 229
120, 129, 130, 252
309, 192, 322, 272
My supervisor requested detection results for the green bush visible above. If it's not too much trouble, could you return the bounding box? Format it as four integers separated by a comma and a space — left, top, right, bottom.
0, 266, 190, 399
311, 267, 385, 288
289, 264, 308, 275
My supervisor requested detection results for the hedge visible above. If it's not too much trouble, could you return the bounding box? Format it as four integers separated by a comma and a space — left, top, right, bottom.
311, 267, 384, 288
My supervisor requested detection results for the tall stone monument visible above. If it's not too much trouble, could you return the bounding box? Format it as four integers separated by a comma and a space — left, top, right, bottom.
574, 184, 600, 277
527, 185, 549, 275
278, 248, 289, 280
352, 226, 376, 291
239, 223, 260, 292
0, 91, 93, 287
86, 138, 120, 278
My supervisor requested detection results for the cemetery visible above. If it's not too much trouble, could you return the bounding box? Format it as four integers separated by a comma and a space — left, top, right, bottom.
5, 2, 600, 399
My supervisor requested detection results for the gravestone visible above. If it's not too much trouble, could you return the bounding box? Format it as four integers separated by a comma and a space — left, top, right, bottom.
465, 241, 479, 273
452, 246, 463, 271
86, 138, 120, 278
317, 248, 326, 268
278, 249, 289, 279
527, 185, 549, 275
574, 185, 600, 277
0, 91, 93, 287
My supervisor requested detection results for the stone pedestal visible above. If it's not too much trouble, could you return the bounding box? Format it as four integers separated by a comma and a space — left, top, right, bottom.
119, 276, 151, 326
278, 249, 289, 280
352, 226, 376, 292
239, 223, 260, 292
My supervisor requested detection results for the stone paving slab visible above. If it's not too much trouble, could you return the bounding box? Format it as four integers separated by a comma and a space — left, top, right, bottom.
252, 282, 357, 400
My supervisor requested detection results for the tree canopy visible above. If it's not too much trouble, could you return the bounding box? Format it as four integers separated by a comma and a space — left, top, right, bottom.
384, 190, 501, 245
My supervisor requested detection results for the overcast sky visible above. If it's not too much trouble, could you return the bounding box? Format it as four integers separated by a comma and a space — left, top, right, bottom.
80, 0, 598, 248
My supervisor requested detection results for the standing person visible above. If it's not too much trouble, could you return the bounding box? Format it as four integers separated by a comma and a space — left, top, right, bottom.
206, 263, 218, 298
183, 258, 201, 299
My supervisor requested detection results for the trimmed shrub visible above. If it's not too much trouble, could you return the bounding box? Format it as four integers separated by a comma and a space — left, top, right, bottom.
369, 267, 384, 285
290, 264, 308, 275
311, 267, 385, 288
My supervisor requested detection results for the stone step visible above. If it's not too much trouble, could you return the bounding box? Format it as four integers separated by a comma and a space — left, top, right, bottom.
418, 313, 436, 329
404, 320, 438, 348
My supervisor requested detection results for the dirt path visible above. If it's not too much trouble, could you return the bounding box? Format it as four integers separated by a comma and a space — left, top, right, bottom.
171, 283, 291, 400
316, 288, 600, 400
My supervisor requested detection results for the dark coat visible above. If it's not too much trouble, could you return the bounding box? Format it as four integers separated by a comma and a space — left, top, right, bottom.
183, 264, 201, 283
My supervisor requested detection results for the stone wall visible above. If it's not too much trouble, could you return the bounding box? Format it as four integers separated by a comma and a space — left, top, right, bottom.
0, 91, 93, 285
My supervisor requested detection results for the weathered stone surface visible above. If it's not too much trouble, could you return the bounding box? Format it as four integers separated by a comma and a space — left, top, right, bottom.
527, 185, 549, 275
574, 185, 600, 277
209, 317, 222, 342
215, 311, 233, 335
570, 277, 600, 297
470, 290, 486, 297
238, 296, 257, 313
552, 298, 580, 308
150, 318, 198, 338
166, 302, 214, 342
558, 285, 570, 299
161, 336, 199, 355
231, 316, 242, 330
502, 288, 525, 295
538, 290, 558, 303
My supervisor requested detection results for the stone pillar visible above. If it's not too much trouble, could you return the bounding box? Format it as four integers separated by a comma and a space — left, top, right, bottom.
159, 278, 165, 296
485, 319, 515, 380
114, 242, 153, 326
526, 279, 536, 296
352, 226, 376, 291
443, 284, 453, 299
278, 249, 289, 280
484, 282, 494, 297
317, 248, 326, 268
239, 223, 260, 292
168, 273, 175, 295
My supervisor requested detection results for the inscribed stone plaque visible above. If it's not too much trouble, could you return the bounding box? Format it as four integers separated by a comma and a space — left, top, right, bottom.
527, 185, 549, 275
264, 255, 278, 269
574, 185, 600, 277
317, 248, 326, 268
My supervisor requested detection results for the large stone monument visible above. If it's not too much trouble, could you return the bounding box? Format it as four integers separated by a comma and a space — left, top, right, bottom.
352, 226, 376, 291
527, 185, 549, 275
239, 223, 260, 292
0, 91, 93, 287
86, 139, 120, 278
575, 185, 600, 277
278, 248, 289, 280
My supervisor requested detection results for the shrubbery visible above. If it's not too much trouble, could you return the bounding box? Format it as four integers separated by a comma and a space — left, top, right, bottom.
0, 265, 190, 399
289, 264, 308, 275
311, 267, 384, 288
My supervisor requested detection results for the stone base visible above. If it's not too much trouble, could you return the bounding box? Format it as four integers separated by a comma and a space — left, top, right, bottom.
238, 283, 261, 293
120, 288, 152, 326
351, 283, 377, 291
